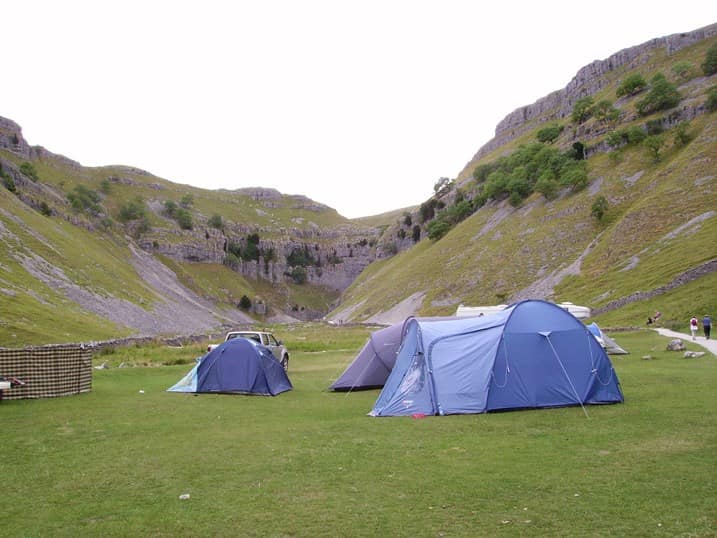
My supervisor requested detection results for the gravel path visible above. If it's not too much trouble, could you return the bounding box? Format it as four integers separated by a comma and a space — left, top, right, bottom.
654, 328, 717, 356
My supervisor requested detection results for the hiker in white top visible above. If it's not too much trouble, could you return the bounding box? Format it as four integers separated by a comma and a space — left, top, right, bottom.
690, 316, 699, 340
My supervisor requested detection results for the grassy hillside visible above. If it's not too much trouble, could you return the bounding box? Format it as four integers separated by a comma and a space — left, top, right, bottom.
0, 141, 366, 345
334, 34, 717, 330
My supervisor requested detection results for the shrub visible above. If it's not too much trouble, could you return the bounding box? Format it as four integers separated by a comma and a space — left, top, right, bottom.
426, 219, 452, 240
100, 179, 112, 194
402, 213, 412, 227
644, 134, 666, 162
673, 121, 692, 147
616, 73, 647, 98
702, 43, 717, 76
636, 73, 680, 116
411, 224, 421, 242
591, 195, 608, 221
39, 201, 52, 216
163, 200, 178, 217
180, 194, 194, 208
706, 86, 717, 112
289, 267, 307, 284
175, 208, 193, 230
626, 126, 647, 145
67, 185, 102, 216
535, 174, 559, 200
645, 119, 664, 135
19, 162, 39, 181
208, 214, 223, 229
472, 163, 495, 182
2, 173, 16, 192
671, 61, 694, 82
571, 96, 594, 124
536, 124, 563, 143
239, 295, 252, 310
592, 100, 619, 124
287, 246, 316, 267
118, 197, 146, 222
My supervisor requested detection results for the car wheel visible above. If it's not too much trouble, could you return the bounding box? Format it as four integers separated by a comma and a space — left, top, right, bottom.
281, 355, 289, 371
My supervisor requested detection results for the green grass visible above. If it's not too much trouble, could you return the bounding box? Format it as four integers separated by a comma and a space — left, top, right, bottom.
1, 329, 715, 536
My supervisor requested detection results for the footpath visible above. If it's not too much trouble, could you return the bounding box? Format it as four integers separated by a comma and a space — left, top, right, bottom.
653, 328, 717, 357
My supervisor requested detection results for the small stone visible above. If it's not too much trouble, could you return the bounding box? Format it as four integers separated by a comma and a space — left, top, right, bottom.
179, 493, 190, 500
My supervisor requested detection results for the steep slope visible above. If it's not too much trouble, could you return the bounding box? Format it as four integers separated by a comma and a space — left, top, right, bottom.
0, 118, 383, 344
332, 24, 717, 329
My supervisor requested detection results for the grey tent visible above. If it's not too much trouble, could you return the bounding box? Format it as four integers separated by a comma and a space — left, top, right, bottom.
330, 323, 404, 391
330, 317, 463, 391
587, 323, 629, 355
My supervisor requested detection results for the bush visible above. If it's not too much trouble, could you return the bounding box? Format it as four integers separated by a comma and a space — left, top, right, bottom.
645, 119, 664, 135
616, 73, 647, 98
592, 100, 619, 124
706, 86, 717, 112
163, 200, 177, 217
673, 121, 692, 147
208, 214, 223, 229
180, 194, 194, 208
472, 162, 495, 182
289, 266, 307, 284
591, 195, 608, 221
19, 162, 39, 181
287, 246, 316, 267
671, 61, 694, 82
2, 172, 16, 192
571, 96, 594, 124
644, 134, 666, 163
636, 73, 680, 116
535, 174, 559, 200
702, 43, 717, 76
175, 208, 193, 230
536, 124, 563, 143
118, 197, 146, 222
412, 224, 421, 243
67, 185, 102, 216
39, 201, 52, 216
426, 219, 452, 240
239, 295, 252, 310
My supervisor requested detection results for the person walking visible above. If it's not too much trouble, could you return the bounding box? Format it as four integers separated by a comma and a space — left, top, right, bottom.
690, 316, 699, 340
703, 315, 712, 340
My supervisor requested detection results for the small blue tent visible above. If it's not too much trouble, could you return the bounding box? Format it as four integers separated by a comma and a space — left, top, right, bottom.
370, 300, 623, 417
167, 338, 292, 396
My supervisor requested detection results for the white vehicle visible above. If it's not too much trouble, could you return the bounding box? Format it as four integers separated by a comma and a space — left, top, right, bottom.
456, 301, 591, 319
207, 331, 290, 370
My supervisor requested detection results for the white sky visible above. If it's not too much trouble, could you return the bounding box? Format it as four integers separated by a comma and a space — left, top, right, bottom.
3, 1, 715, 218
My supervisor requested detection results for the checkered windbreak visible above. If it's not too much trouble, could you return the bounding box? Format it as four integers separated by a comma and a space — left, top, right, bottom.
0, 344, 92, 400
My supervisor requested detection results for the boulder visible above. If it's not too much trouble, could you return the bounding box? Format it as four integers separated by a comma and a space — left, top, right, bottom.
666, 339, 686, 351
683, 351, 706, 359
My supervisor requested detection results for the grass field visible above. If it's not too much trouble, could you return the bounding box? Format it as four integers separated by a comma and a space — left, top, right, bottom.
1, 329, 715, 537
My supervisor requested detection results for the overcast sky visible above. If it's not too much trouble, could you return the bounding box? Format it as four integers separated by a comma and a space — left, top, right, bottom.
3, 2, 715, 218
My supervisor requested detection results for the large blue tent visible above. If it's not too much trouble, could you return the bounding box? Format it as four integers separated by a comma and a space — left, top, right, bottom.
167, 338, 292, 396
370, 300, 623, 417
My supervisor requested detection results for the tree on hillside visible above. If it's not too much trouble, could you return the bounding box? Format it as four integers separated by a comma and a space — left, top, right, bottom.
636, 73, 680, 116
616, 73, 647, 98
571, 96, 594, 124
536, 124, 563, 143
644, 134, 666, 163
591, 195, 608, 221
592, 100, 619, 124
